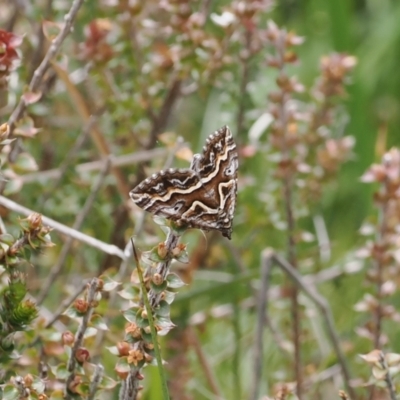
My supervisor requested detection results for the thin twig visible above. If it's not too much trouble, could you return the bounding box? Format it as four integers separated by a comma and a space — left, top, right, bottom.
0, 195, 126, 259
0, 215, 7, 234
148, 229, 180, 308
88, 364, 104, 400
37, 159, 111, 305
188, 260, 362, 326
131, 240, 170, 400
188, 326, 223, 400
28, 0, 54, 80
93, 242, 132, 350
0, 229, 37, 263
250, 249, 272, 400
65, 278, 100, 399
268, 251, 355, 399
236, 30, 251, 140
273, 28, 303, 398
305, 364, 341, 387
313, 214, 331, 263
28, 282, 87, 349
120, 228, 183, 400
226, 241, 288, 355
379, 352, 396, 400
19, 147, 172, 184
283, 176, 302, 398
231, 299, 242, 400
374, 201, 389, 349
45, 281, 88, 329
8, 0, 85, 136
120, 371, 140, 400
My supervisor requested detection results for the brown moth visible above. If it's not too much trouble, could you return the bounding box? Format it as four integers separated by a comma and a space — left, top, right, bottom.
130, 126, 238, 239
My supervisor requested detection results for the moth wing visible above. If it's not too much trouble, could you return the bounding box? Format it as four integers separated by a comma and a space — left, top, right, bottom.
129, 126, 238, 239
192, 126, 236, 180
183, 126, 238, 239
130, 168, 201, 219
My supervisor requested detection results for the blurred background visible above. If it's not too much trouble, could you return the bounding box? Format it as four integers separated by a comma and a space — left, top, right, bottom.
1, 0, 400, 399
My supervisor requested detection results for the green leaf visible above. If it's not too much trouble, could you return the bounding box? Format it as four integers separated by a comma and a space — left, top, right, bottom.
32, 376, 46, 393
0, 234, 15, 246
0, 335, 15, 352
49, 389, 64, 399
135, 313, 148, 328
169, 221, 188, 236
156, 315, 175, 334
100, 275, 120, 292
155, 301, 170, 317
100, 375, 118, 389
90, 314, 108, 331
122, 308, 138, 323
83, 327, 98, 338
14, 116, 40, 137
166, 273, 186, 289
175, 249, 189, 263
140, 330, 152, 343
52, 363, 69, 380
5, 255, 20, 266
141, 247, 164, 264
118, 285, 138, 300
11, 152, 38, 173
2, 385, 20, 400
77, 381, 90, 396
150, 280, 167, 293
41, 331, 62, 342
163, 291, 176, 304
153, 216, 169, 233
115, 357, 130, 376
63, 306, 80, 319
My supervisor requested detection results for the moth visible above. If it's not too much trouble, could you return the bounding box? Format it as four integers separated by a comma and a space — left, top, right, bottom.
130, 126, 238, 239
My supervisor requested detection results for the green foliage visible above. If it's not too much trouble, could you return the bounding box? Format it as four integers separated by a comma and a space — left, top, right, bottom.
0, 214, 53, 368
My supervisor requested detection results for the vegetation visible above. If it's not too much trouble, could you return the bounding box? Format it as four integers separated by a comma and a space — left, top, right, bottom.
0, 0, 400, 399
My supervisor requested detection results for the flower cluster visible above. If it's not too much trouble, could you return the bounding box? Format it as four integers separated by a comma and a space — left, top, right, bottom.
356, 148, 400, 347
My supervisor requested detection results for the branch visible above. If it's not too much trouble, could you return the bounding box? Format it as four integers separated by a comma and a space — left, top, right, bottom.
88, 364, 104, 400
37, 159, 111, 305
65, 278, 100, 399
93, 242, 132, 349
45, 282, 87, 329
255, 250, 355, 399
0, 195, 126, 259
8, 0, 85, 135
379, 352, 396, 400
250, 249, 272, 400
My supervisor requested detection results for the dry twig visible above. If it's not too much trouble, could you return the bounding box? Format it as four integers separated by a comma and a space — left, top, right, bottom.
37, 158, 111, 305
250, 249, 355, 400
0, 195, 126, 259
